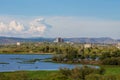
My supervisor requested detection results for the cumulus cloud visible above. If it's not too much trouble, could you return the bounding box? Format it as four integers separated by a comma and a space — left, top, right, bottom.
0, 22, 8, 32
0, 21, 25, 34
0, 17, 52, 37
9, 20, 24, 32
29, 18, 51, 34
1, 16, 120, 38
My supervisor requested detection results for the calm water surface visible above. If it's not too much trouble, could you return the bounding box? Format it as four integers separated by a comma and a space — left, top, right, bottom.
0, 54, 98, 72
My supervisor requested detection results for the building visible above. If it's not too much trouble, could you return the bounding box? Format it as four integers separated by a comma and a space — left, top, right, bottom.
65, 41, 74, 45
84, 43, 92, 48
16, 42, 21, 46
116, 43, 120, 49
54, 37, 64, 43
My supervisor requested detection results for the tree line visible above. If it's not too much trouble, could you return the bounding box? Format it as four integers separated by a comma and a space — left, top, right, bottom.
0, 42, 120, 65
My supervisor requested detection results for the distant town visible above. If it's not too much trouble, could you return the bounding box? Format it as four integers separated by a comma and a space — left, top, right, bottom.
0, 36, 119, 44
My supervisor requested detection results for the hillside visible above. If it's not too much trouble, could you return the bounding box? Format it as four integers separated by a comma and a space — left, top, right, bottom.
0, 36, 119, 44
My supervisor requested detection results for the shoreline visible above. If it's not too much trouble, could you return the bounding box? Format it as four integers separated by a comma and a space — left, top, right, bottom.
0, 65, 120, 75
0, 53, 54, 55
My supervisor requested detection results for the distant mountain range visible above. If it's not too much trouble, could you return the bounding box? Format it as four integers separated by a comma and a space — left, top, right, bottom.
0, 36, 119, 44
64, 37, 119, 44
0, 37, 54, 44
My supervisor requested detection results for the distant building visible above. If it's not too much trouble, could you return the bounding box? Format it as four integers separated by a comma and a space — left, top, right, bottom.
116, 43, 120, 49
16, 42, 21, 46
65, 41, 74, 44
54, 37, 64, 43
84, 43, 92, 48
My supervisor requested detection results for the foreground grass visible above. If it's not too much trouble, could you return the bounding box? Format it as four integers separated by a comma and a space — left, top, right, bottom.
102, 65, 120, 75
0, 65, 120, 80
1, 70, 58, 80
27, 70, 58, 79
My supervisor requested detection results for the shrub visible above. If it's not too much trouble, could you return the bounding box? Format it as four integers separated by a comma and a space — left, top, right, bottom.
102, 57, 120, 65
51, 66, 105, 80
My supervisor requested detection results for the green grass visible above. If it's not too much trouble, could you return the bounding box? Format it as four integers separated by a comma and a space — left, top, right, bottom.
1, 66, 120, 76
0, 65, 120, 80
1, 70, 58, 80
102, 65, 120, 75
27, 70, 58, 79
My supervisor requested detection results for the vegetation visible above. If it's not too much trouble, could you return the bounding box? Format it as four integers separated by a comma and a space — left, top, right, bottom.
0, 42, 120, 79
49, 66, 105, 80
0, 42, 120, 65
52, 43, 120, 65
0, 66, 120, 80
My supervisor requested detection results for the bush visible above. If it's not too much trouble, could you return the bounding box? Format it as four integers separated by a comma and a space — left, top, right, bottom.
51, 66, 105, 80
102, 57, 120, 65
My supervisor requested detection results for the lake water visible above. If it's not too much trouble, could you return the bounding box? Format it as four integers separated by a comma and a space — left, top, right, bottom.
0, 54, 99, 72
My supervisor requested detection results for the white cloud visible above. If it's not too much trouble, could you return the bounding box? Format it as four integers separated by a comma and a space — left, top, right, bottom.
29, 18, 46, 33
0, 16, 120, 38
0, 22, 7, 32
29, 26, 46, 33
0, 20, 25, 34
9, 20, 24, 32
0, 17, 52, 37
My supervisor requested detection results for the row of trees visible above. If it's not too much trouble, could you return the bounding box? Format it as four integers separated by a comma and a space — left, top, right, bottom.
100, 50, 120, 65
0, 42, 118, 54
52, 43, 120, 65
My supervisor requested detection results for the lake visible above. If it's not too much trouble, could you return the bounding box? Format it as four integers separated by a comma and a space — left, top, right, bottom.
0, 54, 99, 72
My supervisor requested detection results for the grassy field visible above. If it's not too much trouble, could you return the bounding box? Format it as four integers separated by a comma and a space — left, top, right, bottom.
102, 65, 120, 75
27, 70, 58, 79
0, 65, 120, 80
0, 70, 58, 80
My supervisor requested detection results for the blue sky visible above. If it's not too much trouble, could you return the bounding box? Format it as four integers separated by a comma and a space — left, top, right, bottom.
0, 0, 120, 38
0, 0, 120, 18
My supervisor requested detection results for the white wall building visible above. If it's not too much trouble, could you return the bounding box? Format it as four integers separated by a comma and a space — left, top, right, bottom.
116, 43, 120, 49
84, 43, 92, 48
54, 37, 64, 43
16, 42, 21, 46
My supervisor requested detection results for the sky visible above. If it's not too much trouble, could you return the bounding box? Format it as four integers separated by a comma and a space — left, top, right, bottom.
0, 0, 120, 39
